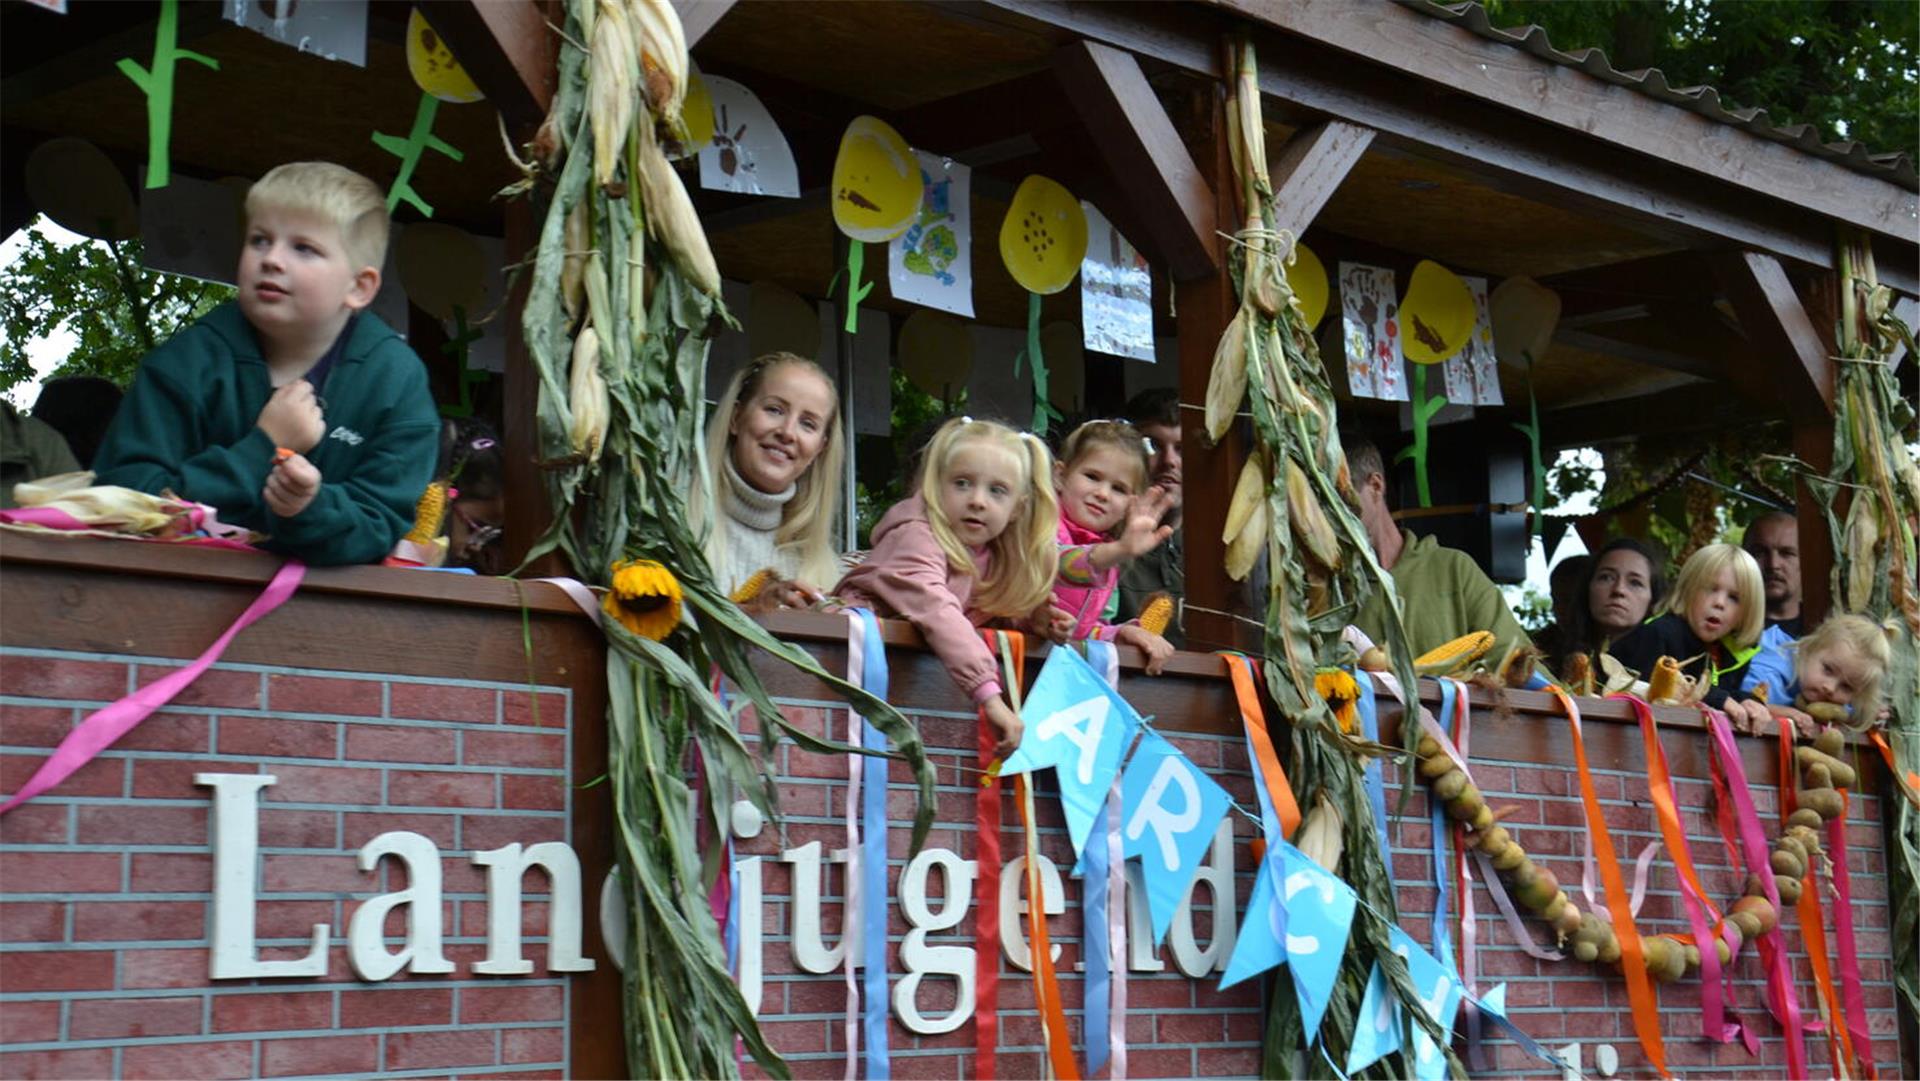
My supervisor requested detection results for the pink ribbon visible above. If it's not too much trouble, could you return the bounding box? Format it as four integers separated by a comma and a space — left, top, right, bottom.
1828, 791, 1876, 1075
1, 560, 306, 815
1703, 707, 1809, 1079
842, 616, 864, 1081
1094, 644, 1127, 1081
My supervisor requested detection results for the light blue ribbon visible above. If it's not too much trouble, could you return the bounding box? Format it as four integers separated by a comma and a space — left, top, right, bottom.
1428, 679, 1457, 973
852, 609, 892, 1079
1082, 639, 1116, 1074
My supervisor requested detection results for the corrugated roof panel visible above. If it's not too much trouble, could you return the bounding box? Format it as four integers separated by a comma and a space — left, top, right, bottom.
1403, 0, 1916, 191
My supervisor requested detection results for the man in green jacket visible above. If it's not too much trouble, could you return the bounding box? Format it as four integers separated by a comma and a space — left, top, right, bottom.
1, 402, 81, 509
93, 162, 437, 565
1344, 433, 1531, 663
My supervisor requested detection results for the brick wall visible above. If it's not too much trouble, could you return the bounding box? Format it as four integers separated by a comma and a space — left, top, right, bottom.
0, 647, 575, 1081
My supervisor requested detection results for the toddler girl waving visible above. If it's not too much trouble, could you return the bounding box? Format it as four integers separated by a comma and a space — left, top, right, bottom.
1050, 420, 1177, 672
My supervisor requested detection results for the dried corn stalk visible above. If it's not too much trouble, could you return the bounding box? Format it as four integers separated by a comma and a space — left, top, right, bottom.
513, 3, 933, 1075
1219, 36, 1449, 1079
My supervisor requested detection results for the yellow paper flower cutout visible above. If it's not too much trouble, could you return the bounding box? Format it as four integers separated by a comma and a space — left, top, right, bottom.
1399, 260, 1475, 365
832, 116, 921, 244
1316, 668, 1359, 733
603, 559, 684, 641
999, 176, 1088, 295
682, 66, 716, 151
1287, 241, 1329, 330
406, 9, 484, 105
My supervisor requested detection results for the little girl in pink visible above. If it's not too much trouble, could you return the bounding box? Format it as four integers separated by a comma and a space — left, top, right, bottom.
1049, 420, 1177, 673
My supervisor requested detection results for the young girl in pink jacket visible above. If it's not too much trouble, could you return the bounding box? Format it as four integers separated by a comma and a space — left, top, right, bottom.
833, 417, 1059, 755
1050, 420, 1177, 672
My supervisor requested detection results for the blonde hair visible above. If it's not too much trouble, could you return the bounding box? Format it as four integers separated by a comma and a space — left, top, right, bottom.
245, 162, 390, 273
1666, 543, 1766, 649
1792, 613, 1891, 728
918, 417, 1059, 618
694, 353, 844, 589
1056, 419, 1150, 494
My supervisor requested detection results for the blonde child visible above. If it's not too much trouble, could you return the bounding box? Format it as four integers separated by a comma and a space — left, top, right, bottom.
833, 418, 1059, 755
1744, 613, 1890, 735
1610, 543, 1769, 725
1049, 420, 1178, 673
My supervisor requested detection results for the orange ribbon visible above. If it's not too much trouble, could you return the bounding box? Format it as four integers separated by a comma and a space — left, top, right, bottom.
1223, 654, 1302, 839
1867, 730, 1920, 808
1551, 687, 1670, 1079
1776, 720, 1860, 1078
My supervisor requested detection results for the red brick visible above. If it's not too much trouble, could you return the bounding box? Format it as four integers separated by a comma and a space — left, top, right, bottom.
113, 709, 214, 752
256, 899, 335, 939
891, 1052, 964, 1079
73, 900, 204, 941
75, 803, 206, 845
0, 801, 68, 843
501, 690, 567, 728
261, 1034, 380, 1078
0, 1048, 116, 1080
390, 682, 496, 723
345, 810, 457, 848
0, 850, 120, 893
461, 983, 564, 1023
213, 990, 333, 1032
3, 750, 122, 797
263, 853, 368, 891
457, 899, 549, 938
136, 757, 240, 798
0, 999, 60, 1043
130, 851, 210, 891
11, 657, 128, 701
389, 769, 496, 808
0, 901, 63, 942
267, 673, 383, 716
218, 715, 339, 759
758, 1018, 829, 1053
0, 703, 74, 746
1125, 1047, 1196, 1078
0, 947, 115, 992
501, 772, 566, 810
339, 987, 453, 1028
462, 812, 566, 850
386, 1028, 499, 1069
121, 946, 211, 988
136, 664, 262, 708
503, 1026, 566, 1064
1157, 1010, 1226, 1043
465, 729, 566, 769
259, 806, 338, 847
346, 723, 457, 764
70, 994, 204, 1039
264, 763, 383, 804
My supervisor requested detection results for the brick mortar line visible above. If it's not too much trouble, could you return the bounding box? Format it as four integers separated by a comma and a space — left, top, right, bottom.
0, 1019, 568, 1054
0, 648, 574, 696
0, 981, 571, 1004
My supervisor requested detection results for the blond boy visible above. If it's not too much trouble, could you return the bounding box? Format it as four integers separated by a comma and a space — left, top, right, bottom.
94, 162, 439, 564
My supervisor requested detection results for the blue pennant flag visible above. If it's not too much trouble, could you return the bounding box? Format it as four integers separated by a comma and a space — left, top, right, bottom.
1000, 646, 1140, 859
1219, 844, 1287, 989
1278, 842, 1358, 1044
1390, 926, 1464, 1081
1345, 961, 1404, 1075
1120, 728, 1229, 943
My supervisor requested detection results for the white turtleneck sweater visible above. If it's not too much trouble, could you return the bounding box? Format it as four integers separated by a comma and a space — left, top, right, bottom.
714, 456, 800, 594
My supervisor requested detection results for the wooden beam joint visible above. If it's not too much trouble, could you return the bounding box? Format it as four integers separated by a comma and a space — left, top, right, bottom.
1711, 251, 1835, 419
414, 1, 557, 131
1265, 120, 1374, 242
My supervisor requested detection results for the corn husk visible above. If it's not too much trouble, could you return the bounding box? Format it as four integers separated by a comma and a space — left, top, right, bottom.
1204, 308, 1249, 442
587, 0, 637, 188
634, 122, 721, 296
1223, 450, 1267, 544
1284, 457, 1341, 570
567, 324, 609, 457
627, 0, 688, 128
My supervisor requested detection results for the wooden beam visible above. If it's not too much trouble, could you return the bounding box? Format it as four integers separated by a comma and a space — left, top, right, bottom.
1539, 385, 1754, 450
1552, 328, 1723, 381
1265, 120, 1374, 243
1052, 41, 1218, 282
673, 0, 739, 47
498, 195, 564, 578
414, 1, 557, 131
968, 0, 1920, 297
1215, 0, 1918, 247
1711, 251, 1835, 419
1793, 420, 1835, 625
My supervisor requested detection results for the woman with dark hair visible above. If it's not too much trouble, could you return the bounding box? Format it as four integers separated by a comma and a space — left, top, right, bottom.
1544, 537, 1668, 680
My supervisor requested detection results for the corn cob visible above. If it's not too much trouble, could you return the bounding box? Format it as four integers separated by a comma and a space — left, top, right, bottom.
569, 324, 609, 457
1284, 457, 1341, 570
1138, 592, 1175, 637
729, 567, 777, 605
1296, 793, 1344, 873
403, 480, 451, 544
1414, 631, 1494, 674
562, 199, 590, 322
1224, 497, 1266, 582
1246, 232, 1283, 317
1842, 493, 1879, 612
1204, 308, 1248, 442
587, 0, 638, 189
627, 0, 688, 131
634, 121, 721, 296
1646, 655, 1684, 704
1223, 451, 1267, 545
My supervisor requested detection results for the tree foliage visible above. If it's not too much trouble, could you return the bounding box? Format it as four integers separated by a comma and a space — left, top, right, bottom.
1, 217, 232, 399
1483, 0, 1919, 157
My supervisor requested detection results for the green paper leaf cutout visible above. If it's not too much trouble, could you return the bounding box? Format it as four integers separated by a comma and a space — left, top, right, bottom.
1395, 362, 1447, 507
373, 92, 465, 217
117, 0, 219, 191
842, 239, 873, 334
438, 303, 490, 418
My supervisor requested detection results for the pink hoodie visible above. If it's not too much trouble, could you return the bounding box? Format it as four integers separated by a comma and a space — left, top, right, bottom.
833, 495, 1002, 704
1053, 513, 1121, 641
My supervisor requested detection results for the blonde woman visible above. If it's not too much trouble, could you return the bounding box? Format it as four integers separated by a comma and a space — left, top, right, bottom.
693, 353, 845, 608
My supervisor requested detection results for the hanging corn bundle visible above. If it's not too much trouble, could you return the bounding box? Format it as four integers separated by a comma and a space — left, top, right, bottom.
510, 2, 934, 1075
1825, 231, 1919, 1022
1210, 37, 1453, 1075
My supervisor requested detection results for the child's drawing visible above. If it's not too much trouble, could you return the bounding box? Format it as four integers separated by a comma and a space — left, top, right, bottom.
887, 151, 973, 317
1341, 263, 1406, 401
1442, 276, 1503, 407
1080, 202, 1153, 362
697, 76, 798, 197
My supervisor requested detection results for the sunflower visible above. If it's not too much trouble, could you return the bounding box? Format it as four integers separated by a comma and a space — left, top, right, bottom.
1316, 668, 1359, 733
603, 558, 684, 640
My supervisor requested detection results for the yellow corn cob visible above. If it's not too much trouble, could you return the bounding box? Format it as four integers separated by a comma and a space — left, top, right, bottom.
1284, 458, 1341, 570
403, 480, 450, 544
634, 121, 721, 296
1222, 451, 1266, 545
1204, 308, 1248, 442
729, 567, 777, 605
588, 0, 637, 189
568, 324, 609, 457
1646, 655, 1684, 705
1414, 631, 1494, 674
1138, 592, 1174, 637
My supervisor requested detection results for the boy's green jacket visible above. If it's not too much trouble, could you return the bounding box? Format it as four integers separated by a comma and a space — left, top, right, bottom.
94, 302, 440, 565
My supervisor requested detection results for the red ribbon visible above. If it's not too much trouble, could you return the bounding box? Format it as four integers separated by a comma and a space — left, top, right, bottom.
974, 675, 1003, 1080
1827, 789, 1877, 1078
